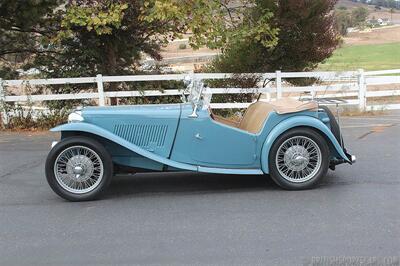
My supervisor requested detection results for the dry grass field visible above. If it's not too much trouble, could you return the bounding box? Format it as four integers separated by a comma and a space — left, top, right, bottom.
344, 25, 400, 46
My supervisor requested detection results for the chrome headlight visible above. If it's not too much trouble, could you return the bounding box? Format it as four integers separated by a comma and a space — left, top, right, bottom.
68, 110, 84, 123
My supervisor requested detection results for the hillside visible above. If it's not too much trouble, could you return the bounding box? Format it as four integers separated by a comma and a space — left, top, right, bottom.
159, 0, 400, 72
337, 0, 400, 24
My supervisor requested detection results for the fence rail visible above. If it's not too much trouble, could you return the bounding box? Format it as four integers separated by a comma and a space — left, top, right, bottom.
1, 69, 400, 115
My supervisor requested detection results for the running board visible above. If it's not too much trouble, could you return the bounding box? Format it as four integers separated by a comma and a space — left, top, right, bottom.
197, 166, 264, 175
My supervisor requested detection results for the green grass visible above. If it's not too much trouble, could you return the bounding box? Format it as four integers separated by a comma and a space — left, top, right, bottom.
319, 42, 400, 71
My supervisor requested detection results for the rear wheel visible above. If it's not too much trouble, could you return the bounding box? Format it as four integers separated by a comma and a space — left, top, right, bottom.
45, 137, 113, 201
269, 127, 329, 190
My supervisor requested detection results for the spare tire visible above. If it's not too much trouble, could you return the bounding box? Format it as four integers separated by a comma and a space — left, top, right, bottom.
319, 105, 343, 147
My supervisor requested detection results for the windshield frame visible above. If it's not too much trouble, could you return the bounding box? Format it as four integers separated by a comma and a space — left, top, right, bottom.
183, 77, 211, 118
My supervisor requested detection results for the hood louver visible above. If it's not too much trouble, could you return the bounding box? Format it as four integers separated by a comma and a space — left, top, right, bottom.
113, 124, 168, 148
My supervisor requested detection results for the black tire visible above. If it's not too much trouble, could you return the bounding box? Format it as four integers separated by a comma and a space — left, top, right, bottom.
45, 136, 113, 201
268, 127, 329, 190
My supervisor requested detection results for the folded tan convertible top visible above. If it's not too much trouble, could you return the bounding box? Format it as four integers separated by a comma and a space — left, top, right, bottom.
267, 98, 318, 114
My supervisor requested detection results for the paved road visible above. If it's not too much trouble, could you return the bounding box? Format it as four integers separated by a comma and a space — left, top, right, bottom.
0, 113, 399, 265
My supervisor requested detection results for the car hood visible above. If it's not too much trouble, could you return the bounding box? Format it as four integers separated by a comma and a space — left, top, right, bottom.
77, 104, 183, 158
82, 103, 182, 119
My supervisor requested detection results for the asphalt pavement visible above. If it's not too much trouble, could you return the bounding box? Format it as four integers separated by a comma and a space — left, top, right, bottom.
0, 112, 399, 265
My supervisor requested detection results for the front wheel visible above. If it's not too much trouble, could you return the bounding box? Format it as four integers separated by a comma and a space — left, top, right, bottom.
269, 127, 329, 190
45, 137, 113, 201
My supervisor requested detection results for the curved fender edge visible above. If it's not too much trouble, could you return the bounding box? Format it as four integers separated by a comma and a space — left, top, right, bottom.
260, 116, 350, 174
51, 123, 198, 172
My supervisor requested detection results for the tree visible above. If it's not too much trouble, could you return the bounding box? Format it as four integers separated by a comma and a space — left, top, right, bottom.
390, 8, 395, 21
31, 0, 267, 78
34, 0, 181, 78
351, 7, 369, 26
335, 9, 353, 35
23, 0, 274, 107
210, 0, 340, 73
144, 0, 278, 51
0, 0, 61, 78
1, 0, 277, 80
334, 6, 370, 36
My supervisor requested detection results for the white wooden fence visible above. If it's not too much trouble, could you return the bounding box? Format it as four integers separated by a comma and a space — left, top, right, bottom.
0, 69, 400, 116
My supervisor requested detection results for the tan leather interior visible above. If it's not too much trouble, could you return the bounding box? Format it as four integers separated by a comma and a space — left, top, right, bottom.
210, 98, 318, 134
212, 114, 240, 128
238, 102, 274, 133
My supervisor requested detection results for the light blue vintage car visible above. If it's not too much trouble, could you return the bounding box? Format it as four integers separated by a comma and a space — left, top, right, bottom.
46, 78, 355, 201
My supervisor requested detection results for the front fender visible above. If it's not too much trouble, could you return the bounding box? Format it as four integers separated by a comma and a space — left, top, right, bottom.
51, 122, 197, 171
260, 116, 350, 174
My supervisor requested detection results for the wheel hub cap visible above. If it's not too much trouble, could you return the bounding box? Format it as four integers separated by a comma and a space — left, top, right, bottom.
276, 136, 322, 183
73, 166, 84, 175
66, 155, 94, 182
284, 145, 309, 171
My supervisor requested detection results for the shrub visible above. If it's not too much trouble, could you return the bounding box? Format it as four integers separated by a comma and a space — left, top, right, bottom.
1, 103, 69, 130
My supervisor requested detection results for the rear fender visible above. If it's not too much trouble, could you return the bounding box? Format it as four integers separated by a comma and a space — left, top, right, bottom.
51, 122, 197, 171
260, 116, 350, 174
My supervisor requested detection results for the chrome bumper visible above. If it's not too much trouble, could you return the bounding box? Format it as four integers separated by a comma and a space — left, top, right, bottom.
51, 141, 58, 148
350, 155, 356, 164
344, 150, 356, 165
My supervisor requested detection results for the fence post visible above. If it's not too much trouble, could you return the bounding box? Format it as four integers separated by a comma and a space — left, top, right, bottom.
96, 74, 105, 106
276, 70, 282, 99
358, 69, 366, 111
0, 78, 4, 103
311, 88, 316, 100
0, 78, 6, 126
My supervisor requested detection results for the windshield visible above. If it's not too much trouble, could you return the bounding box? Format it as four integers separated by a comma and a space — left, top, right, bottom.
183, 77, 212, 109
186, 78, 203, 104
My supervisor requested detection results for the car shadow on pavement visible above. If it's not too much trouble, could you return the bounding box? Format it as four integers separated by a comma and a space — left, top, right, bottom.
105, 172, 278, 199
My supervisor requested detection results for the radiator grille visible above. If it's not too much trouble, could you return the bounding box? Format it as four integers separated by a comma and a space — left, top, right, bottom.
113, 124, 168, 147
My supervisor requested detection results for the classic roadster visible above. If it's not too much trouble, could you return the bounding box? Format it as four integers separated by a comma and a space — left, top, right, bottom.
46, 78, 355, 201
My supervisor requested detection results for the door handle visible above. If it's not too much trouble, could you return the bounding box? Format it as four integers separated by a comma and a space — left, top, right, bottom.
195, 133, 203, 140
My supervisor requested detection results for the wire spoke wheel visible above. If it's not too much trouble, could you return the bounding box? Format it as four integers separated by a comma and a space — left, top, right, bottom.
275, 136, 322, 183
54, 145, 104, 194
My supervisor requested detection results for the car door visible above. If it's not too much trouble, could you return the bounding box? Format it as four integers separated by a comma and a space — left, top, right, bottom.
170, 107, 258, 168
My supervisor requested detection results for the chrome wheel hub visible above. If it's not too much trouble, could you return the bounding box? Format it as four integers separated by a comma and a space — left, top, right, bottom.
73, 165, 84, 175
284, 145, 309, 171
276, 136, 322, 183
66, 155, 94, 181
54, 146, 104, 194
